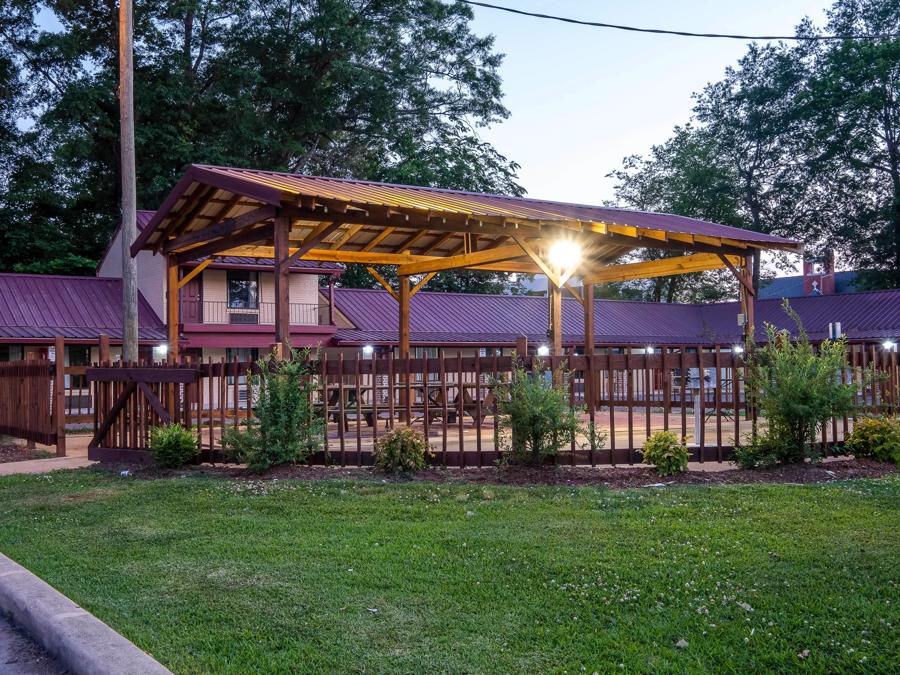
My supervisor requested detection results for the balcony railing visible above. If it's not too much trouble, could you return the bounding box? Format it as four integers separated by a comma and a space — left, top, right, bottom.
181, 300, 331, 326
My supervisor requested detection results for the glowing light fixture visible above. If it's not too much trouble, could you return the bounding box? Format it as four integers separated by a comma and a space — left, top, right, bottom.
362, 345, 374, 357
547, 239, 582, 270
537, 345, 550, 357
733, 345, 745, 354
646, 346, 655, 355
883, 340, 897, 351
153, 343, 168, 356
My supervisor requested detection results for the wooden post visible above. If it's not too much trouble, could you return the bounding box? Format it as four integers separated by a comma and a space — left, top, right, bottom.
741, 255, 755, 346
515, 336, 528, 360
398, 276, 411, 358
548, 282, 562, 356
54, 336, 66, 457
398, 276, 410, 421
166, 254, 180, 362
119, 0, 139, 363
582, 283, 595, 357
328, 276, 336, 325
274, 213, 291, 352
98, 334, 111, 365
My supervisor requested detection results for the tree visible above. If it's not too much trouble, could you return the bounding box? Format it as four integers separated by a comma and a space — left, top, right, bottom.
0, 0, 523, 282
607, 125, 745, 302
798, 0, 900, 289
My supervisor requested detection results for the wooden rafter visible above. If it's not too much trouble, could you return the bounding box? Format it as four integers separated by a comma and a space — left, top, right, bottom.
422, 231, 457, 255
157, 185, 217, 252
511, 234, 560, 286
177, 257, 216, 289
329, 223, 365, 249
285, 220, 344, 267
582, 252, 742, 285
174, 222, 274, 265
163, 205, 276, 254
361, 227, 395, 252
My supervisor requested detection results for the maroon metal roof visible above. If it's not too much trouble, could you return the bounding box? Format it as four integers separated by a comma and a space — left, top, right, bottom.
134, 164, 802, 255
0, 274, 166, 342
332, 287, 900, 346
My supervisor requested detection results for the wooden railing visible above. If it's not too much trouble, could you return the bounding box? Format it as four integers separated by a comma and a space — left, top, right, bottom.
86, 344, 899, 466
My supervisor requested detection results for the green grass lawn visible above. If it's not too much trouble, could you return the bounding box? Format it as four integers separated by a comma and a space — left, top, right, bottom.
0, 471, 897, 673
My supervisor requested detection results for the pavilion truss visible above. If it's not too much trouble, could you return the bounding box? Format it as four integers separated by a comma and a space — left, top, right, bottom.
133, 165, 802, 359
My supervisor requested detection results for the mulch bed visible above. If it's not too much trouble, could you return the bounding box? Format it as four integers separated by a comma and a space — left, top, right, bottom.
0, 444, 51, 464
102, 458, 896, 489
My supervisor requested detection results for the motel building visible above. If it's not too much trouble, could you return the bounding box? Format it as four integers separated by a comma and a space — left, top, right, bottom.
1, 212, 898, 373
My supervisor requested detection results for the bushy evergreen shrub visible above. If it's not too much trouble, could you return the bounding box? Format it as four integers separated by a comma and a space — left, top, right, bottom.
844, 416, 900, 465
150, 423, 197, 468
640, 430, 689, 476
373, 427, 432, 473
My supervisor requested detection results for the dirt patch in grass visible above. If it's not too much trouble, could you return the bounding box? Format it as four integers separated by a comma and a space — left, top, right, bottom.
97, 457, 896, 489
0, 443, 52, 464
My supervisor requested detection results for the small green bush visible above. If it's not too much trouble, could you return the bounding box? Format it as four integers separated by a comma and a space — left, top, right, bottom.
373, 427, 432, 473
221, 347, 324, 471
640, 430, 689, 476
844, 416, 900, 465
732, 433, 790, 470
495, 361, 582, 466
149, 423, 197, 468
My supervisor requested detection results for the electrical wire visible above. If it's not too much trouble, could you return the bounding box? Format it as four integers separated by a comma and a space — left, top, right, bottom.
457, 0, 900, 41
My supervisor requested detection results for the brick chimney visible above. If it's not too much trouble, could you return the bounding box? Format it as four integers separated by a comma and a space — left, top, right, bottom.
802, 248, 836, 296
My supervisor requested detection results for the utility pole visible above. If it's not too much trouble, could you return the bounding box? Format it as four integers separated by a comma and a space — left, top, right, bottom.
119, 0, 139, 362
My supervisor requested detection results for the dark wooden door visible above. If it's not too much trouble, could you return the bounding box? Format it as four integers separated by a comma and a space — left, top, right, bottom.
180, 274, 202, 323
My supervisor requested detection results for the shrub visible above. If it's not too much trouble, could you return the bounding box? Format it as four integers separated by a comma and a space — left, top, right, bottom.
495, 361, 582, 465
732, 433, 790, 470
844, 416, 900, 465
373, 427, 432, 473
743, 300, 857, 465
149, 423, 197, 468
640, 430, 689, 476
221, 347, 324, 471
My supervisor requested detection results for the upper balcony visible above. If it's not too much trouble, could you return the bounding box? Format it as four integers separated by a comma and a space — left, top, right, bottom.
180, 300, 331, 327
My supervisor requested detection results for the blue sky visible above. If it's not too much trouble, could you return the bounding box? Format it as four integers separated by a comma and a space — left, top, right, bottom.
468, 0, 831, 204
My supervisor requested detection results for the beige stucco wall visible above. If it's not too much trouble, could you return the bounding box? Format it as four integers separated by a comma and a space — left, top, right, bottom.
97, 228, 166, 321
200, 269, 321, 324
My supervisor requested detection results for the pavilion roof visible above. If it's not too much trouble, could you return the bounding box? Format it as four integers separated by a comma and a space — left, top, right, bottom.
132, 165, 801, 282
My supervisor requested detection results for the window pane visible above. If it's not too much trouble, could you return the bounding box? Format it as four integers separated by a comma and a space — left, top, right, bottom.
227, 270, 259, 309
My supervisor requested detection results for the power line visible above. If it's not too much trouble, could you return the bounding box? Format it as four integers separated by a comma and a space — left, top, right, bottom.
458, 0, 900, 41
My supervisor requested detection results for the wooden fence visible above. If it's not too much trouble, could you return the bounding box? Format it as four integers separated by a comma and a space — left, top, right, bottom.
0, 360, 58, 447
86, 345, 899, 466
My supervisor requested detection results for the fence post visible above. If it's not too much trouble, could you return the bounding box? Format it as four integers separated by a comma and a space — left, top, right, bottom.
54, 336, 66, 456
98, 333, 110, 364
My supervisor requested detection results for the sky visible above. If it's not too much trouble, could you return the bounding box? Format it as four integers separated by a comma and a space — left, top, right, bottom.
467, 0, 832, 205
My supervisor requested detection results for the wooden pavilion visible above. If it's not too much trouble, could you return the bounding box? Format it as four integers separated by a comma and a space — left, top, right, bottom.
132, 165, 803, 360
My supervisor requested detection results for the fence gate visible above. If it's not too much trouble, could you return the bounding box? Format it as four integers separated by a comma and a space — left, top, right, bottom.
86, 365, 200, 462
0, 360, 57, 447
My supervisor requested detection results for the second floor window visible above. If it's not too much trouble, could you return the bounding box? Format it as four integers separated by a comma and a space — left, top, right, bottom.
227, 270, 259, 309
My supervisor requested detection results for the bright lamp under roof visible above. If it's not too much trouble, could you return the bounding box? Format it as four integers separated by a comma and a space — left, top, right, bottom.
547, 239, 581, 270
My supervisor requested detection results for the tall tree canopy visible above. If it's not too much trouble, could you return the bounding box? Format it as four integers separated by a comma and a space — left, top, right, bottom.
610, 0, 900, 300
0, 0, 524, 292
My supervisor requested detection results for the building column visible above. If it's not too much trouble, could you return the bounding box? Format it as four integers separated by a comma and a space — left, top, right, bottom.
741, 255, 755, 345
328, 276, 336, 325
582, 283, 594, 357
166, 254, 179, 362
274, 213, 291, 353
398, 276, 410, 358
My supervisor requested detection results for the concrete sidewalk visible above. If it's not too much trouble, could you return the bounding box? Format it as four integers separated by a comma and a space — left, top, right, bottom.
0, 436, 95, 477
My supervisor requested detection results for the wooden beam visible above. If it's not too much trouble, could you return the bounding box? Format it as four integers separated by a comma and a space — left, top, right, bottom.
166, 255, 180, 361
549, 283, 562, 357
156, 185, 216, 252
163, 205, 276, 254
286, 220, 344, 267
563, 281, 584, 307
174, 222, 273, 265
511, 234, 560, 287
177, 257, 215, 289
274, 214, 291, 349
396, 243, 525, 276
410, 272, 437, 297
330, 223, 365, 249
393, 229, 430, 253
582, 253, 742, 285
718, 253, 755, 296
367, 267, 399, 301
